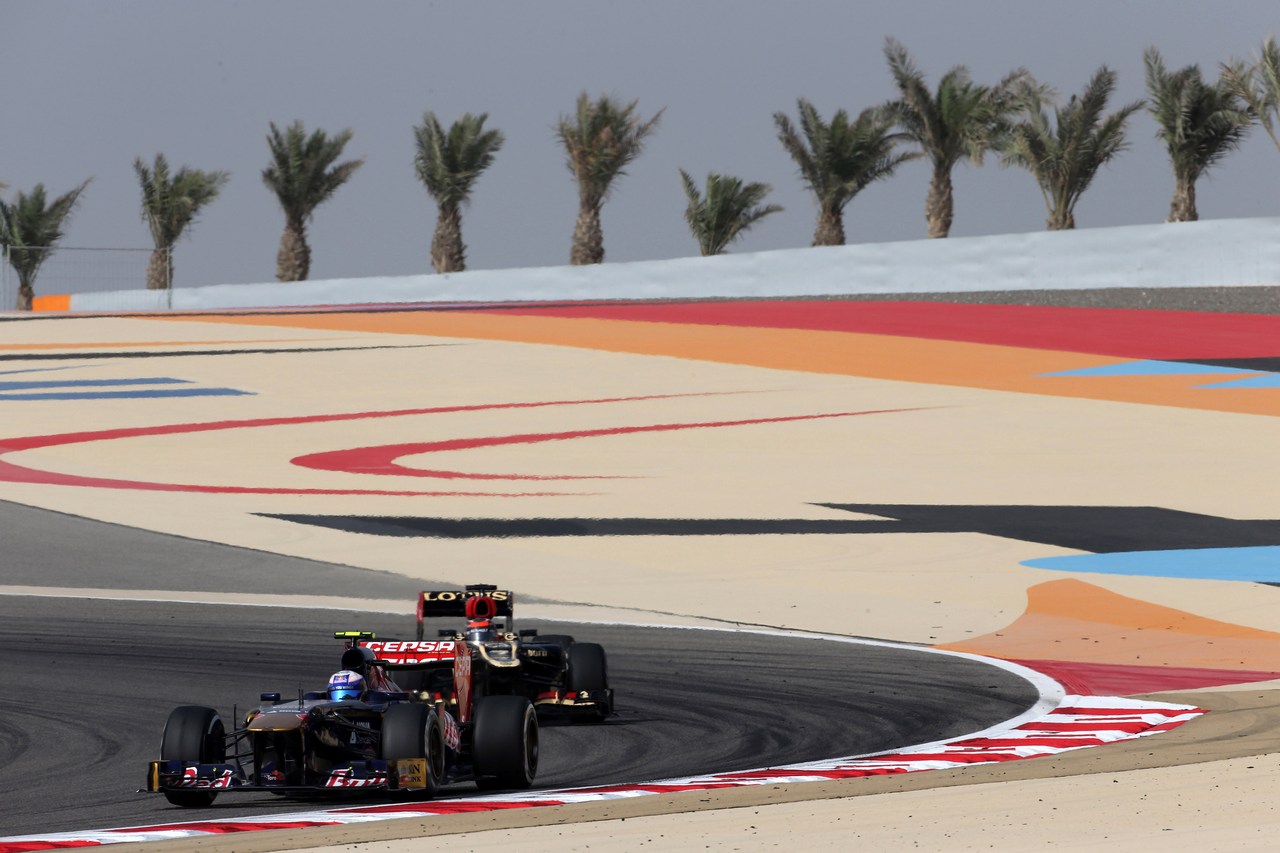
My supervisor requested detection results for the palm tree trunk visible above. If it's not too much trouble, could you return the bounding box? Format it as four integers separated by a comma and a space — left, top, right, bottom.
1167, 176, 1198, 222
16, 281, 33, 311
812, 207, 845, 246
570, 203, 604, 265
431, 207, 466, 273
926, 166, 954, 238
146, 247, 172, 290
1047, 208, 1076, 230
276, 221, 311, 281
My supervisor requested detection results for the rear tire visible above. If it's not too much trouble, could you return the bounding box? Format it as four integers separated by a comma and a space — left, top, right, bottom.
381, 703, 444, 797
568, 643, 611, 723
160, 705, 225, 807
472, 695, 538, 789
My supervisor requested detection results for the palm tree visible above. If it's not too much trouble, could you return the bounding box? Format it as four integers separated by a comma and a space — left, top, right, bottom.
1145, 49, 1251, 222
679, 170, 782, 256
1222, 37, 1280, 154
0, 180, 91, 310
556, 93, 663, 265
773, 99, 916, 246
881, 37, 1042, 238
1000, 67, 1142, 230
261, 120, 363, 281
413, 112, 505, 273
134, 154, 229, 289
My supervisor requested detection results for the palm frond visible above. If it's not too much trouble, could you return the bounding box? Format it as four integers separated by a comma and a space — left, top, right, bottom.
680, 169, 782, 255
135, 153, 229, 249
261, 120, 363, 225
1146, 48, 1251, 182
556, 93, 663, 208
414, 112, 505, 211
1000, 67, 1140, 228
0, 179, 92, 292
775, 98, 918, 215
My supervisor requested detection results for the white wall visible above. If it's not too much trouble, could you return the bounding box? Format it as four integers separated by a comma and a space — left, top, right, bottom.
68, 217, 1280, 312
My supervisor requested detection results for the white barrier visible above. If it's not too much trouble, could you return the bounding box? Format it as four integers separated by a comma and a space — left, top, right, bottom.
67, 217, 1280, 312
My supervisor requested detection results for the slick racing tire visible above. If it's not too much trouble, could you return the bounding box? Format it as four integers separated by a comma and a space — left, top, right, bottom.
472, 695, 538, 790
568, 642, 611, 723
381, 703, 444, 797
160, 705, 226, 807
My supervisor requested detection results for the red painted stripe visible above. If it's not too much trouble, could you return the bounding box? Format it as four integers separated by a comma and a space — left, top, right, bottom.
850, 752, 1033, 764
0, 844, 101, 853
1011, 658, 1280, 696
342, 800, 553, 815
0, 394, 703, 496
291, 408, 926, 481
115, 820, 340, 834
1019, 721, 1153, 733
953, 737, 1106, 748
480, 301, 1280, 359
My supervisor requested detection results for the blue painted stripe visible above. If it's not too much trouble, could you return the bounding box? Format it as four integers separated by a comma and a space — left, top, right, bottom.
1023, 546, 1280, 582
1196, 374, 1280, 389
0, 388, 252, 401
1041, 360, 1260, 378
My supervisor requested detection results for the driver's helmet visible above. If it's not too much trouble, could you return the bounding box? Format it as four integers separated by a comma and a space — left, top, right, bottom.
466, 620, 497, 643
327, 670, 366, 701
465, 595, 500, 642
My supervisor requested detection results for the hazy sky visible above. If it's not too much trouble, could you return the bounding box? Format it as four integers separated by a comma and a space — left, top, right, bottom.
5, 1, 1280, 292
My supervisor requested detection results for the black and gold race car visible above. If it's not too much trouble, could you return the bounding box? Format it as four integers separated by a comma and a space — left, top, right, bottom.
388, 583, 614, 723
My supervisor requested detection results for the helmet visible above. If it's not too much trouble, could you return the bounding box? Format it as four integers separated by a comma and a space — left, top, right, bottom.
466, 621, 496, 643
465, 595, 499, 641
327, 670, 366, 701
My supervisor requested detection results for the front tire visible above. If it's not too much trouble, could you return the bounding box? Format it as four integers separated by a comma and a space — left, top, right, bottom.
160, 705, 225, 807
472, 695, 538, 789
381, 703, 444, 797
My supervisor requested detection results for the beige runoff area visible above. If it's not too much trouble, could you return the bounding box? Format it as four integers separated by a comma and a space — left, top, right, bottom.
2, 316, 1279, 850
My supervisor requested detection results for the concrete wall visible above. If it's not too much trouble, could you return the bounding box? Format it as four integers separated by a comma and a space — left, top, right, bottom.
64, 216, 1280, 312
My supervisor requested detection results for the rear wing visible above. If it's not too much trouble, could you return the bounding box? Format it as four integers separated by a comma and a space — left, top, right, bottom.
415, 584, 515, 640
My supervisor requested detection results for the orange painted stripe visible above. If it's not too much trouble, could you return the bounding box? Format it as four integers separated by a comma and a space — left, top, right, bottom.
31, 294, 71, 312
939, 579, 1280, 671
162, 310, 1280, 417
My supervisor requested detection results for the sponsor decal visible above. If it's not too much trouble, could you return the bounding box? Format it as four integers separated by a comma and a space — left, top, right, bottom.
324, 768, 382, 789
394, 758, 427, 789
440, 709, 461, 752
177, 766, 233, 789
364, 639, 457, 664
423, 590, 510, 603
454, 648, 473, 723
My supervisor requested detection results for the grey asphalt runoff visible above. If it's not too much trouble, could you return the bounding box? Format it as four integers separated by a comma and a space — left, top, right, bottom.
0, 596, 1039, 839
0, 498, 424, 598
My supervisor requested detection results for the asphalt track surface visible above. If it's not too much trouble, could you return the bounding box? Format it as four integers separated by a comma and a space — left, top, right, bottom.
0, 502, 1040, 839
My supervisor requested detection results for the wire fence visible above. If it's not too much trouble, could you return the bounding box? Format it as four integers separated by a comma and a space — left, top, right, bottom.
1, 245, 166, 311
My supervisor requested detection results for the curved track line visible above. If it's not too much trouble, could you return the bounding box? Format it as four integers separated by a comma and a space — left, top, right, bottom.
291, 409, 927, 481
0, 394, 703, 496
